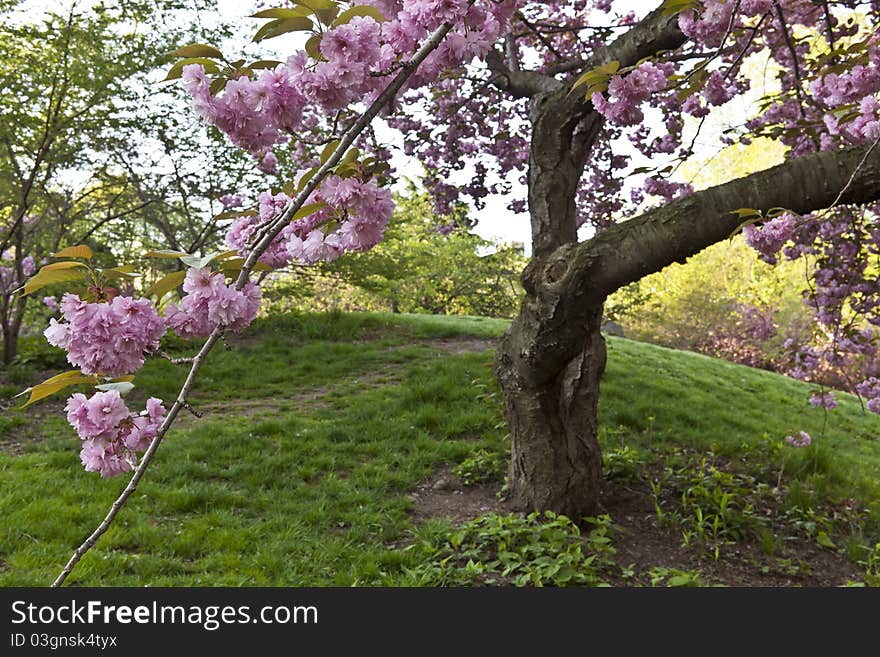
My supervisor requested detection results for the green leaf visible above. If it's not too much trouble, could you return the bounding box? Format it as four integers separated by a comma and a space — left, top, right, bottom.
730, 208, 763, 219
145, 270, 187, 301
661, 0, 700, 16
179, 249, 239, 269
253, 17, 314, 43
145, 249, 189, 259
332, 5, 386, 27
179, 255, 210, 269
570, 60, 620, 97
296, 0, 336, 10
95, 381, 135, 395
53, 245, 93, 259
291, 202, 328, 222
212, 209, 258, 221
305, 34, 323, 60
251, 7, 313, 19
218, 258, 274, 274
313, 5, 340, 25
22, 267, 88, 296
40, 260, 89, 272
101, 266, 141, 280
17, 372, 99, 408
320, 139, 340, 164
296, 167, 319, 193
211, 249, 240, 262
816, 531, 837, 550
249, 60, 283, 70
170, 43, 224, 59
210, 77, 229, 95
163, 58, 221, 82
340, 147, 360, 166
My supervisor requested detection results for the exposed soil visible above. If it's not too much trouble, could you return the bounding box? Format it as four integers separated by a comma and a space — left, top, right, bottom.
410, 466, 513, 525
429, 337, 496, 355
411, 468, 866, 587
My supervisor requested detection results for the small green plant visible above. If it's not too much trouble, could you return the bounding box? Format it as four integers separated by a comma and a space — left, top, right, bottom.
652, 456, 769, 558
405, 511, 617, 587
647, 566, 705, 587
5, 363, 36, 386
759, 557, 811, 577
602, 445, 646, 483
860, 542, 880, 587
453, 449, 506, 486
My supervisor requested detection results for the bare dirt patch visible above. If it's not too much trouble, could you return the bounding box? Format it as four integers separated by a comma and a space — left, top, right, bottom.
429, 337, 496, 355
411, 467, 512, 524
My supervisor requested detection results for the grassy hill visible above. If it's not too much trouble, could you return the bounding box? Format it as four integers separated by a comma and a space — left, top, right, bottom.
1, 312, 878, 586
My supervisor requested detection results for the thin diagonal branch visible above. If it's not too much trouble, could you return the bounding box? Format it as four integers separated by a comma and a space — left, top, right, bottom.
50, 18, 459, 588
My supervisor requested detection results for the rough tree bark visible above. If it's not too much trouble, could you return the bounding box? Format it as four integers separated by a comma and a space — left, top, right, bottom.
490, 7, 880, 518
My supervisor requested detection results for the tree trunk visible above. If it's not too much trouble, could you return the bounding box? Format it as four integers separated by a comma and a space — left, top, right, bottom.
495, 305, 606, 518
2, 295, 27, 365
2, 317, 16, 365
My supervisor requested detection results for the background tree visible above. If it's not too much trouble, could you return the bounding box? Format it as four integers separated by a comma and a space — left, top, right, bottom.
268, 191, 526, 317
0, 0, 256, 364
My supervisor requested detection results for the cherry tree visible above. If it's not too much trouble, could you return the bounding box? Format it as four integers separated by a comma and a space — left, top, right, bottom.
18, 0, 880, 584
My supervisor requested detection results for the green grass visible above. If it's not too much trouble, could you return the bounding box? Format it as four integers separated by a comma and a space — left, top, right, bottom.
0, 311, 879, 586
600, 338, 880, 505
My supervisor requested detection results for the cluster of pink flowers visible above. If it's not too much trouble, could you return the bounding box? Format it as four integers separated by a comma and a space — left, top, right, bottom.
164, 268, 261, 339
287, 175, 394, 264
226, 191, 298, 269
182, 1, 517, 161
856, 377, 880, 414
44, 293, 166, 377
65, 391, 166, 477
809, 390, 837, 409
743, 214, 798, 264
785, 431, 812, 448
590, 62, 668, 126
225, 175, 394, 267
677, 0, 736, 48
0, 251, 36, 295
44, 268, 264, 475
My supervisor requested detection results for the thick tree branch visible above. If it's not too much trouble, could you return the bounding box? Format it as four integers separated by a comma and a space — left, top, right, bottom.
501, 144, 880, 388
486, 49, 563, 98
579, 144, 880, 301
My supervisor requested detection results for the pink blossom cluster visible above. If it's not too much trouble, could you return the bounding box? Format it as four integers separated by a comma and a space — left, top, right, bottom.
743, 214, 797, 265
678, 0, 736, 48
590, 63, 668, 126
164, 268, 261, 339
226, 191, 298, 269
43, 293, 166, 377
182, 1, 517, 161
809, 390, 837, 409
65, 390, 166, 477
0, 251, 35, 295
286, 174, 394, 264
225, 175, 394, 268
785, 431, 812, 448
856, 377, 880, 414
